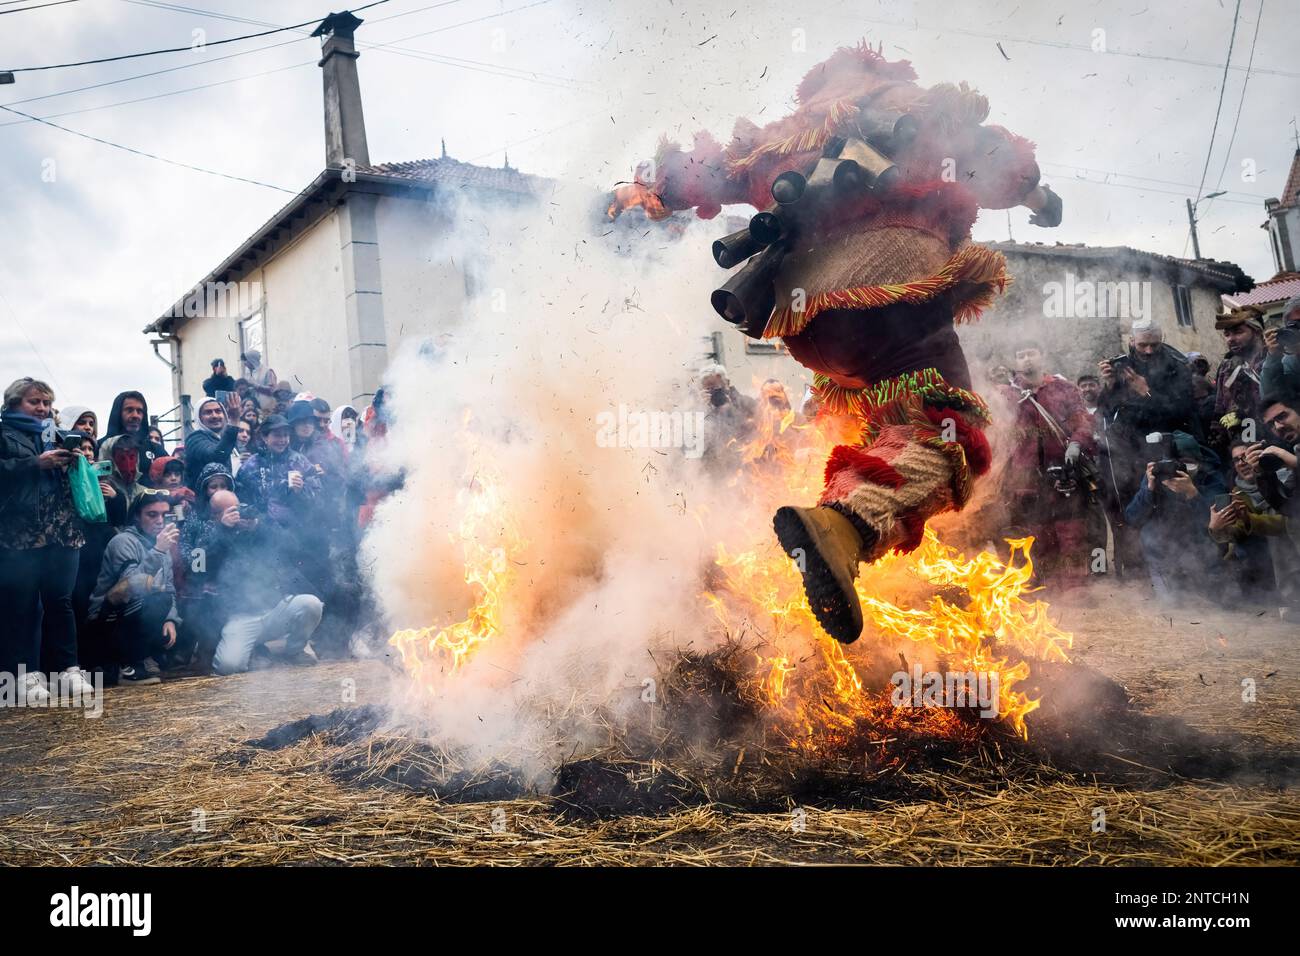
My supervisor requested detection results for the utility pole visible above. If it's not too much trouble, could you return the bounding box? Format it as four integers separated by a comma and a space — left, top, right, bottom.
1185, 192, 1224, 260
1186, 198, 1202, 259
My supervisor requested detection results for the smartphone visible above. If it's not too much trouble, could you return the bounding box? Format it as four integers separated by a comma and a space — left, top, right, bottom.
1213, 494, 1233, 510
163, 513, 180, 527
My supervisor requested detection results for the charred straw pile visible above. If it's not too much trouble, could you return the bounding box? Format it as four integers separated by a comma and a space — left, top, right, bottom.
231, 641, 1300, 820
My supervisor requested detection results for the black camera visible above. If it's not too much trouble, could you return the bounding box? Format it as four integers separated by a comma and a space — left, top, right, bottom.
1276, 326, 1300, 351
1153, 459, 1185, 480
1107, 354, 1134, 376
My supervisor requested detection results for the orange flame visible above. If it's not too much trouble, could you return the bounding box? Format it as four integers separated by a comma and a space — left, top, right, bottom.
710, 413, 1072, 743
389, 420, 527, 689
606, 181, 669, 221
392, 405, 1069, 750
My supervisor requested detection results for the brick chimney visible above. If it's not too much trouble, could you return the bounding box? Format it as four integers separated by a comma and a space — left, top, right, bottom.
313, 11, 370, 168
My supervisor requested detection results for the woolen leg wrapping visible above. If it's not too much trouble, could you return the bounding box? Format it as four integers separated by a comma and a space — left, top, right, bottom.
819, 424, 959, 559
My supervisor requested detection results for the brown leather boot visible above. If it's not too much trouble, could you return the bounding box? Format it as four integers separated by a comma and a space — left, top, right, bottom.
772, 505, 872, 643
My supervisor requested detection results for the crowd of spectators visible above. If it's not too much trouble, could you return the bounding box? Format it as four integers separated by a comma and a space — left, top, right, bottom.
692, 297, 1300, 617
0, 351, 394, 704
3, 297, 1298, 705
993, 296, 1300, 612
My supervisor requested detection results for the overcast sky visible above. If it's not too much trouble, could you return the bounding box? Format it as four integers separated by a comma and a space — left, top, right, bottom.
1, 0, 1297, 425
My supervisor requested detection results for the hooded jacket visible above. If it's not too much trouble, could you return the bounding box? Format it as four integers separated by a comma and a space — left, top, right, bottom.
98, 391, 166, 479
59, 405, 97, 439
184, 398, 240, 490
1124, 434, 1227, 589
86, 524, 181, 624
234, 445, 320, 527
194, 461, 235, 506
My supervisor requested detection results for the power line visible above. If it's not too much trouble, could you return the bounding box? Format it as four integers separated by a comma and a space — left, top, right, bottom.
0, 37, 592, 130
2, 0, 582, 129
819, 9, 1300, 80
1051, 170, 1259, 206
1, 0, 393, 72
0, 102, 297, 191
1040, 160, 1263, 201
0, 0, 82, 14
1193, 0, 1244, 204
0, 0, 572, 190
1, 35, 306, 106
1203, 0, 1265, 220
0, 286, 65, 396
0, 58, 314, 126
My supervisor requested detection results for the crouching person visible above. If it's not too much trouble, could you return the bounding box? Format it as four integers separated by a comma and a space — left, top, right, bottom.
205, 489, 323, 675
85, 489, 181, 686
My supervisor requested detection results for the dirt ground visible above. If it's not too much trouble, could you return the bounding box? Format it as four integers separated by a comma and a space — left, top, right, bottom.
1, 578, 1296, 866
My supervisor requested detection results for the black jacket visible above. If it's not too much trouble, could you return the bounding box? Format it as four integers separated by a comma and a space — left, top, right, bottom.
1099, 344, 1200, 438
202, 373, 237, 398
0, 421, 45, 522
98, 391, 167, 478
184, 424, 239, 491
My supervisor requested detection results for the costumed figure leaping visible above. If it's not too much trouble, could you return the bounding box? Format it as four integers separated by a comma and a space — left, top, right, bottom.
611, 43, 1064, 642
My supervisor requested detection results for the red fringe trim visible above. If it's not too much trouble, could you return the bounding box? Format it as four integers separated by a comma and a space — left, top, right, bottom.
894, 511, 929, 555
921, 405, 992, 476
822, 445, 906, 490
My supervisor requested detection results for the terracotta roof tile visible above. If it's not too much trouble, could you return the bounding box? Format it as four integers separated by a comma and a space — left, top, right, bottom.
1279, 149, 1300, 209
1227, 273, 1300, 307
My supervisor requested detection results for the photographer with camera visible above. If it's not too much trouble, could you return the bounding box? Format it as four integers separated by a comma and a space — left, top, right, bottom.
197, 489, 323, 675
1124, 430, 1227, 604
1000, 342, 1098, 588
1260, 296, 1300, 403
697, 364, 757, 476
1098, 323, 1200, 436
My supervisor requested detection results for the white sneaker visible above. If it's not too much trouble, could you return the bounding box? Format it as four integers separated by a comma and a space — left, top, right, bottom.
54, 667, 96, 703
21, 672, 50, 706
348, 633, 373, 660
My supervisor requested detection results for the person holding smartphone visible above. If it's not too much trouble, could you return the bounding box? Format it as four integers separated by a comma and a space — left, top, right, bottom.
1208, 442, 1293, 610
84, 490, 182, 685
0, 377, 93, 704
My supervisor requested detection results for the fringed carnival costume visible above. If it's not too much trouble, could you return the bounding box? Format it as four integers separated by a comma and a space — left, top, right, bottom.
611, 43, 1063, 641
